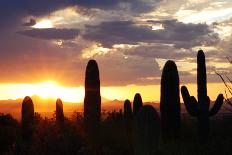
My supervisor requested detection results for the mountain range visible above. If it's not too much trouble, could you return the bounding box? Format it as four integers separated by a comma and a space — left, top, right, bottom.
0, 95, 231, 120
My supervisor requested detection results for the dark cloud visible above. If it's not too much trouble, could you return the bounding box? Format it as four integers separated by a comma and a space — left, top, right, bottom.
17, 28, 80, 40
123, 43, 195, 60
93, 52, 161, 85
148, 20, 210, 41
23, 19, 36, 27
83, 21, 158, 47
83, 20, 215, 48
77, 0, 161, 13
0, 0, 161, 28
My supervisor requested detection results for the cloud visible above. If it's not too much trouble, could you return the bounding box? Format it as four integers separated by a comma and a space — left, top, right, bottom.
83, 21, 157, 47
77, 0, 161, 13
123, 43, 195, 60
92, 51, 161, 85
23, 18, 36, 27
0, 34, 87, 86
0, 0, 230, 87
0, 0, 161, 27
17, 28, 80, 40
83, 20, 216, 48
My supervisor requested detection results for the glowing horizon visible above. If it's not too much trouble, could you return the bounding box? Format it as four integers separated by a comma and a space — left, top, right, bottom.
0, 81, 226, 103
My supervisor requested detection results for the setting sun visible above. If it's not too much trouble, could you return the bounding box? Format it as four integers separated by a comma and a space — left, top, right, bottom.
0, 81, 84, 103
33, 81, 63, 98
28, 81, 84, 103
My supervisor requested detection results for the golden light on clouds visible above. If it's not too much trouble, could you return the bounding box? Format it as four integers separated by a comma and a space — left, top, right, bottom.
176, 7, 232, 24
214, 25, 232, 40
152, 24, 164, 30
39, 7, 90, 28
32, 19, 53, 29
81, 44, 111, 58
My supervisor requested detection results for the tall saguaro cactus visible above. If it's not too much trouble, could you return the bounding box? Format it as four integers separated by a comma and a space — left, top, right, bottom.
56, 98, 64, 122
84, 59, 101, 131
160, 60, 180, 140
134, 105, 160, 155
21, 96, 34, 141
124, 99, 133, 120
181, 50, 224, 141
133, 93, 143, 116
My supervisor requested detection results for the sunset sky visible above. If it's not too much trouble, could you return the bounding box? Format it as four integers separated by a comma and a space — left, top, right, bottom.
0, 0, 232, 102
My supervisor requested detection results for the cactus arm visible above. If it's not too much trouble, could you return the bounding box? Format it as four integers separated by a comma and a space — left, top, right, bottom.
190, 96, 199, 116
209, 94, 224, 116
181, 86, 198, 116
190, 96, 197, 105
207, 96, 210, 110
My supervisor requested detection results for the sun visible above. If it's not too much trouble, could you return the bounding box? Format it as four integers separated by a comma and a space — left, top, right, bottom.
30, 81, 84, 103
32, 19, 53, 29
35, 81, 60, 99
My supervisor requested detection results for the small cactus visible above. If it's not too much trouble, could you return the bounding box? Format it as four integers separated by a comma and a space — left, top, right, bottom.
56, 98, 64, 122
84, 59, 101, 131
181, 50, 224, 141
160, 60, 180, 140
21, 96, 34, 141
119, 109, 123, 120
124, 99, 133, 120
133, 93, 143, 116
134, 105, 160, 155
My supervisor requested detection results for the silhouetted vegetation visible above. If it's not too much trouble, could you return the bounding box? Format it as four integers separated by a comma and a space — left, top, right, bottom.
21, 96, 34, 142
56, 98, 64, 123
124, 99, 133, 120
0, 113, 19, 153
133, 93, 143, 116
134, 105, 160, 155
160, 60, 181, 141
181, 50, 224, 141
84, 59, 101, 154
216, 56, 232, 110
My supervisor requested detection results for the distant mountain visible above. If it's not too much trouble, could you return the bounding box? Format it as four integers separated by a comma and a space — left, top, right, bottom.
102, 99, 124, 111
0, 96, 231, 120
101, 97, 111, 103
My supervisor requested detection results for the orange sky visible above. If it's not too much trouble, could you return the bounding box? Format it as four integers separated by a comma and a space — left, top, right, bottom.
0, 81, 226, 102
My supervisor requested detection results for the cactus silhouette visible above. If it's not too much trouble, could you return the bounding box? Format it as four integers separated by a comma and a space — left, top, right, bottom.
181, 50, 224, 141
134, 105, 160, 155
56, 98, 64, 122
133, 93, 143, 116
84, 59, 101, 132
21, 96, 34, 141
124, 99, 133, 120
160, 60, 180, 140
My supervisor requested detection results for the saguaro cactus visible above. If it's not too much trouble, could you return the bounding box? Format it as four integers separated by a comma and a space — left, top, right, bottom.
84, 59, 101, 131
124, 99, 133, 120
56, 98, 64, 122
160, 60, 180, 140
21, 96, 34, 141
134, 105, 160, 155
181, 50, 224, 141
133, 93, 143, 116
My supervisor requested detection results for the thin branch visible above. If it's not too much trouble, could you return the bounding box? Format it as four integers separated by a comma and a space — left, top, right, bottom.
216, 72, 232, 95
225, 74, 232, 84
225, 90, 232, 106
226, 56, 232, 64
222, 105, 232, 112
